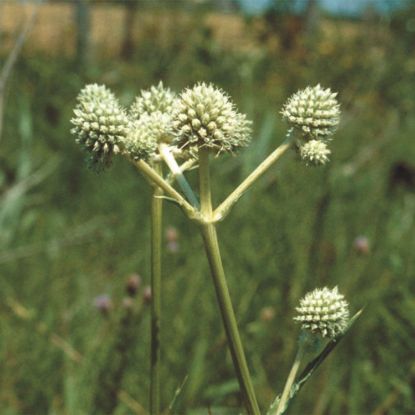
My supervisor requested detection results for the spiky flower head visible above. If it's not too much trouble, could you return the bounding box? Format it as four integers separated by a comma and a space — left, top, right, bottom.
71, 84, 130, 166
299, 139, 331, 166
172, 82, 251, 154
123, 111, 173, 161
77, 83, 115, 104
294, 287, 349, 339
281, 84, 340, 140
130, 81, 176, 120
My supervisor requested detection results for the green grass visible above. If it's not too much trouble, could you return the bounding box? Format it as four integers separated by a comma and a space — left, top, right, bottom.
1, 13, 415, 414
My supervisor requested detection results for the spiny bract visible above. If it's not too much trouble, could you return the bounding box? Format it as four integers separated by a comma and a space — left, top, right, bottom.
130, 81, 176, 120
172, 82, 251, 154
71, 84, 129, 166
123, 111, 173, 161
299, 139, 331, 166
281, 84, 340, 140
294, 286, 349, 339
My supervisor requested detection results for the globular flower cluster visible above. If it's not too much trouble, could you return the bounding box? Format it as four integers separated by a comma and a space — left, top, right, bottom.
70, 84, 130, 166
281, 84, 340, 166
124, 111, 173, 161
130, 81, 176, 120
299, 140, 331, 166
126, 82, 177, 161
294, 287, 349, 339
172, 82, 252, 154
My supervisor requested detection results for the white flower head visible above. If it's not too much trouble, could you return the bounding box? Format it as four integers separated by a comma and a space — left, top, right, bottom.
123, 111, 173, 161
172, 82, 252, 154
294, 287, 349, 339
281, 84, 340, 140
71, 84, 129, 167
130, 81, 176, 120
299, 139, 331, 166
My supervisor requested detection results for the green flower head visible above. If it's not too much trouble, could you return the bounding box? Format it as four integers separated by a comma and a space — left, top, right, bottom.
281, 84, 340, 140
172, 82, 252, 154
130, 81, 176, 120
123, 111, 173, 161
71, 84, 130, 166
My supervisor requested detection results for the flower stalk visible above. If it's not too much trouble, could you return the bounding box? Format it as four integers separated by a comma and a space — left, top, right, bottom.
158, 143, 199, 208
198, 147, 260, 415
150, 162, 163, 415
274, 342, 305, 415
214, 135, 293, 221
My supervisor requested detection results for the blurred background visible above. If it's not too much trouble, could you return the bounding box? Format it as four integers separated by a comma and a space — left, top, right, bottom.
1, 0, 414, 414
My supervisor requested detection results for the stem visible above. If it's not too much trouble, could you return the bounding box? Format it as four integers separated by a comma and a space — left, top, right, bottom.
159, 143, 200, 208
275, 344, 305, 415
133, 159, 198, 219
198, 148, 260, 415
150, 163, 163, 415
214, 135, 293, 221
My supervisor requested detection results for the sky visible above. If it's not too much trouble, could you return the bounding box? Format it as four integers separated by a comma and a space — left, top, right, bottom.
237, 0, 407, 16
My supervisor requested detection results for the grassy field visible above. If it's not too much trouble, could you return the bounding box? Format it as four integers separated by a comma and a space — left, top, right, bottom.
1, 3, 415, 414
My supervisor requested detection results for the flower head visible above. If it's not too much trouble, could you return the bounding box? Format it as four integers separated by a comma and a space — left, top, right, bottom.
299, 139, 331, 166
294, 287, 349, 339
123, 111, 172, 161
71, 84, 130, 166
281, 84, 340, 140
172, 82, 251, 154
130, 81, 176, 120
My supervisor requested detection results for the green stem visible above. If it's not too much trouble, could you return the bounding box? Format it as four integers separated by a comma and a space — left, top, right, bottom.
198, 148, 260, 415
150, 163, 163, 415
214, 135, 293, 222
159, 143, 200, 208
275, 344, 305, 415
133, 158, 198, 219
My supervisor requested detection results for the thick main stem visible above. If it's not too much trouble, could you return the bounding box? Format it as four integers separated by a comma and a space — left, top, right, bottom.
198, 148, 260, 415
150, 163, 163, 415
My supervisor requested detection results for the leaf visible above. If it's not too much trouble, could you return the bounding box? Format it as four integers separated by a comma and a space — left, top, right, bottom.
267, 309, 363, 415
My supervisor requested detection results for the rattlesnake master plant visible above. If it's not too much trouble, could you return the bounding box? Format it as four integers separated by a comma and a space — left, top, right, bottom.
299, 139, 331, 166
281, 84, 340, 166
130, 81, 176, 119
125, 112, 173, 161
70, 81, 351, 415
294, 286, 350, 339
172, 82, 252, 154
70, 84, 129, 166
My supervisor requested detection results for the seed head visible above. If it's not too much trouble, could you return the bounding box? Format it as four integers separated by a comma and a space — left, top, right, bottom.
294, 287, 349, 339
130, 81, 176, 120
172, 82, 251, 154
71, 84, 129, 166
299, 139, 331, 166
281, 84, 340, 140
123, 111, 173, 161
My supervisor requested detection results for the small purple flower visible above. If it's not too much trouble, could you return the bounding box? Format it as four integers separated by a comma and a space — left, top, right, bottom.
165, 226, 180, 253
353, 236, 370, 255
93, 294, 112, 315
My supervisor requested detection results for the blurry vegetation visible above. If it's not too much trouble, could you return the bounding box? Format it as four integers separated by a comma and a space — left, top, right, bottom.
1, 1, 415, 414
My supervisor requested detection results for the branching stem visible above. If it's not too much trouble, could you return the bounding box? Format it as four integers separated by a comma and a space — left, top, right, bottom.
159, 143, 199, 208
198, 147, 260, 415
214, 136, 293, 221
